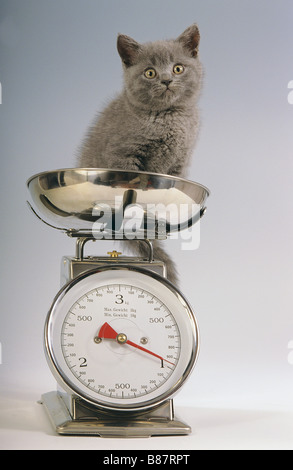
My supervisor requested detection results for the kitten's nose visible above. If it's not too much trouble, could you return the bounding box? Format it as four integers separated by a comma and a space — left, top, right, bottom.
161, 79, 173, 87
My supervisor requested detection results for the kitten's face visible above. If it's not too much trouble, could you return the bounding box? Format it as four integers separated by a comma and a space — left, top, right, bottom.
118, 25, 202, 112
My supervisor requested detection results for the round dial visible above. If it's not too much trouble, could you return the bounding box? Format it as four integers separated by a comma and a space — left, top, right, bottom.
45, 266, 199, 411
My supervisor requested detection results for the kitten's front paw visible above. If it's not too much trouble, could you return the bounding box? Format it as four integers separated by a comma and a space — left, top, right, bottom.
112, 155, 145, 172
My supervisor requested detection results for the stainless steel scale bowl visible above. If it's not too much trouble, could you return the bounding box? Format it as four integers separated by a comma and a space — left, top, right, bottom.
27, 168, 209, 239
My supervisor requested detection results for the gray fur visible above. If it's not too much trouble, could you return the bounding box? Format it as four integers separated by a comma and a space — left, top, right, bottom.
78, 25, 202, 285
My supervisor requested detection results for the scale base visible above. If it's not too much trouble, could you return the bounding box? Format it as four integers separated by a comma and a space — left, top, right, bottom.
40, 391, 191, 438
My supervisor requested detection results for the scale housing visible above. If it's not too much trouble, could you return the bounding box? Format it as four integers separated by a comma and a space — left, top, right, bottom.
27, 168, 209, 437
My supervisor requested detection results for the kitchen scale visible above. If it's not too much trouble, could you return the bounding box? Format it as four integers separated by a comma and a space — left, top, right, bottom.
27, 168, 209, 437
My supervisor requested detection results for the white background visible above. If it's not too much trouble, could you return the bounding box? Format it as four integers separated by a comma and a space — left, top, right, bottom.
1, 0, 293, 450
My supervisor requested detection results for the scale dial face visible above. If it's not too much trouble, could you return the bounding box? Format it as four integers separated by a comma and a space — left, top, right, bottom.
45, 266, 199, 411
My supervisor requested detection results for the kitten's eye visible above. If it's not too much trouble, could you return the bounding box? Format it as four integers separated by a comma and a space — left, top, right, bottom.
144, 68, 156, 79
173, 64, 184, 74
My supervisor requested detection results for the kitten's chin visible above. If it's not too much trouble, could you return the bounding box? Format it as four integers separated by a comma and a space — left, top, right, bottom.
146, 87, 177, 108
156, 89, 183, 109
126, 88, 182, 112
163, 88, 173, 97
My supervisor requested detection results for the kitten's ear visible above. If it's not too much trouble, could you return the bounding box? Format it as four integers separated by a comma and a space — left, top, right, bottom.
176, 24, 200, 57
117, 34, 141, 67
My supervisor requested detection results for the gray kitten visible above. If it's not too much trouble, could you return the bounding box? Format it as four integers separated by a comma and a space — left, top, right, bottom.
78, 24, 202, 285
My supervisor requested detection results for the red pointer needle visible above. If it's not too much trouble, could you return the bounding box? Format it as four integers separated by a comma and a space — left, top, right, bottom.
98, 322, 175, 367
98, 322, 117, 340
